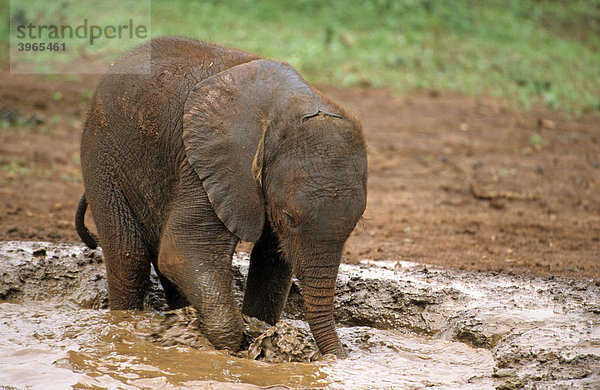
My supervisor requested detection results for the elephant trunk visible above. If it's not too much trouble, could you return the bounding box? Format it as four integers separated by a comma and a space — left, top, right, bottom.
297, 259, 346, 357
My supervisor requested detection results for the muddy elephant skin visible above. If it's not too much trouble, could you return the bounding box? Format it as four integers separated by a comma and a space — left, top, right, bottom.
78, 37, 367, 356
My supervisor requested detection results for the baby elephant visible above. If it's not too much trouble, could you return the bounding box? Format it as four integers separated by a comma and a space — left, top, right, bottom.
76, 37, 367, 356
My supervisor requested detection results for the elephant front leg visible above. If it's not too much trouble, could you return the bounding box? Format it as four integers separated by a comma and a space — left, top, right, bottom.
157, 195, 243, 351
242, 223, 292, 325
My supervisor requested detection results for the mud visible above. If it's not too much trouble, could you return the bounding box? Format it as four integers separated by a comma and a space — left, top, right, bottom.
1, 241, 599, 389
147, 309, 320, 363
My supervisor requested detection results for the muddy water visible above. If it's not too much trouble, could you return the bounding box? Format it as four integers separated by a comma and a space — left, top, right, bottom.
1, 242, 599, 389
1, 303, 326, 389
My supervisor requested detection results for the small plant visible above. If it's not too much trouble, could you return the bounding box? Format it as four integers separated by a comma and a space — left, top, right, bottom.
61, 171, 83, 183
80, 89, 94, 101
1, 157, 36, 176
52, 91, 63, 101
530, 134, 547, 150
491, 167, 517, 177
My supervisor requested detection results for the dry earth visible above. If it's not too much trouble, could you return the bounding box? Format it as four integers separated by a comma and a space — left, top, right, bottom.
1, 71, 599, 278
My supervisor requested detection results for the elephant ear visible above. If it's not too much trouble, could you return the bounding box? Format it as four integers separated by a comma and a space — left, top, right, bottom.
183, 59, 328, 242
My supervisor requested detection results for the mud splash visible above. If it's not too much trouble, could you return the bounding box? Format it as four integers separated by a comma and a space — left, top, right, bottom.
1, 241, 599, 389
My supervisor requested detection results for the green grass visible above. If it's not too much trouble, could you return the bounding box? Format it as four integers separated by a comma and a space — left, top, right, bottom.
0, 154, 81, 184
4, 0, 149, 73
1, 157, 36, 176
150, 0, 600, 114
3, 0, 600, 114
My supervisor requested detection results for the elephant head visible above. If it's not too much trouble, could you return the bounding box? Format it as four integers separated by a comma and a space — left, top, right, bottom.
183, 59, 367, 355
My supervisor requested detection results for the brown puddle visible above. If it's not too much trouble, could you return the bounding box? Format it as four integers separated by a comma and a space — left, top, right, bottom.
1, 303, 326, 389
1, 241, 599, 389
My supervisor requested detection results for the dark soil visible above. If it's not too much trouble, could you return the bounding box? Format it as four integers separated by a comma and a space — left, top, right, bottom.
1, 71, 599, 278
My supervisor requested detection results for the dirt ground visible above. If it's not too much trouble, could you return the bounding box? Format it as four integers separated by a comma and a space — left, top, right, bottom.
1, 70, 598, 278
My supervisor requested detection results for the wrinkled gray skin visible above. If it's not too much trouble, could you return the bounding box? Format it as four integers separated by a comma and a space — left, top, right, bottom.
78, 37, 367, 356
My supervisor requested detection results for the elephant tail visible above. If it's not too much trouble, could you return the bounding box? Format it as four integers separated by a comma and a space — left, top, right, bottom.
75, 193, 98, 249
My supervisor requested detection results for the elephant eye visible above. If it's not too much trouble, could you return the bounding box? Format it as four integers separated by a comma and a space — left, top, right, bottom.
282, 210, 298, 230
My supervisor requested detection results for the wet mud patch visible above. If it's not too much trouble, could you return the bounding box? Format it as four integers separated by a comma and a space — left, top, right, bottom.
1, 241, 599, 389
147, 309, 320, 363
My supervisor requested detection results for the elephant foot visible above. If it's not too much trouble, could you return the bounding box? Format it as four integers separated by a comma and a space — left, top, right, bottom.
198, 308, 245, 351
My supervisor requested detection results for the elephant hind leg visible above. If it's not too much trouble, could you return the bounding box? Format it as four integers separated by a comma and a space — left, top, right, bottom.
103, 245, 151, 310
89, 190, 152, 310
152, 262, 189, 309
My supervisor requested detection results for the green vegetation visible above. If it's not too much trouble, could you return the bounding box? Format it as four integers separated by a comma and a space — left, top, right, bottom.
51, 91, 62, 101
4, 0, 149, 73
79, 88, 94, 101
150, 0, 600, 114
3, 0, 600, 113
0, 155, 81, 184
530, 133, 547, 150
1, 157, 36, 176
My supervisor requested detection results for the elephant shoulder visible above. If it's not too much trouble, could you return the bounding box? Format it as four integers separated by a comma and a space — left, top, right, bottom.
105, 37, 259, 83
87, 38, 261, 139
